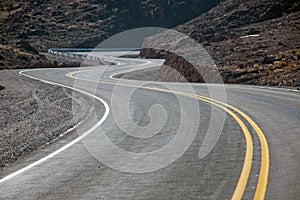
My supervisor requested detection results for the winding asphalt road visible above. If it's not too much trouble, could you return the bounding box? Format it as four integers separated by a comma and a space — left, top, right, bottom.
0, 51, 299, 199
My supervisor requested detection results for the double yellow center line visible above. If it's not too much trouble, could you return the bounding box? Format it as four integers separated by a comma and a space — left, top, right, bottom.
67, 69, 269, 200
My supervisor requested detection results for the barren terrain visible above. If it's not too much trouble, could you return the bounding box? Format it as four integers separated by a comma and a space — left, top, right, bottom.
139, 0, 300, 87
0, 71, 94, 167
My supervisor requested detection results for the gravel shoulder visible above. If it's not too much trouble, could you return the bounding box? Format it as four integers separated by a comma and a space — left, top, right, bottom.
0, 70, 95, 168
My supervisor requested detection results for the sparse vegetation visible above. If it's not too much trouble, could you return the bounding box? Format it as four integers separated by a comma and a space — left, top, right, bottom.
219, 48, 300, 87
140, 0, 300, 88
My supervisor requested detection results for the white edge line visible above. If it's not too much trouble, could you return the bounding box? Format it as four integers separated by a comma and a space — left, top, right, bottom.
5, 53, 294, 184
110, 60, 300, 93
230, 84, 300, 93
51, 50, 299, 93
0, 68, 110, 184
109, 59, 157, 80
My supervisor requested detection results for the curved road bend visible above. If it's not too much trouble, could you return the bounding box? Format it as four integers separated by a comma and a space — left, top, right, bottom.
0, 51, 299, 199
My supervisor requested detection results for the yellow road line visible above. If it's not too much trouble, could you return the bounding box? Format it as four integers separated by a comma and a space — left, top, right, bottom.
67, 69, 269, 199
193, 95, 269, 200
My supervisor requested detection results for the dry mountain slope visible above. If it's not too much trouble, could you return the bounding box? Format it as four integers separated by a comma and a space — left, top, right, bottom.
0, 0, 220, 69
140, 0, 300, 87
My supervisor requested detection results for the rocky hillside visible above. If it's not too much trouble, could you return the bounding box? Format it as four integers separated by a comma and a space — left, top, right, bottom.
140, 0, 300, 87
0, 0, 220, 69
1, 0, 299, 87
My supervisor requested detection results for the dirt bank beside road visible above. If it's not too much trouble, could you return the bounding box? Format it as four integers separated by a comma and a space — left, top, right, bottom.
0, 71, 94, 167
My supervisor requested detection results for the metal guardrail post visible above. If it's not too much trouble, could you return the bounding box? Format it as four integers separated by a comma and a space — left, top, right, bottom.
47, 48, 123, 65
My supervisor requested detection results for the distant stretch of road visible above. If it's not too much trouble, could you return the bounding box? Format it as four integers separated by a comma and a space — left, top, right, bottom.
0, 51, 299, 199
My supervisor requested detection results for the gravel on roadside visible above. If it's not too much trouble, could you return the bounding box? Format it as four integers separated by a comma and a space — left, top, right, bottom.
0, 70, 95, 167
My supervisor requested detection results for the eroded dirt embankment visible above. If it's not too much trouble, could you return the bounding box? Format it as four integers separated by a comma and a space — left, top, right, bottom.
0, 71, 95, 167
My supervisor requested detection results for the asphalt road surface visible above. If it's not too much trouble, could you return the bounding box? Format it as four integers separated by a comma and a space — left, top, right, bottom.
0, 51, 299, 199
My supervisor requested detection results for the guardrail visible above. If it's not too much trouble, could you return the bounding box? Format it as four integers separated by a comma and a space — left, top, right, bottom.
48, 49, 103, 64
48, 48, 140, 52
48, 48, 140, 65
